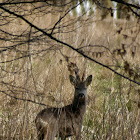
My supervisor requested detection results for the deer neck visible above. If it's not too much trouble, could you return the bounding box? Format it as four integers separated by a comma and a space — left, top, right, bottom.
72, 94, 86, 112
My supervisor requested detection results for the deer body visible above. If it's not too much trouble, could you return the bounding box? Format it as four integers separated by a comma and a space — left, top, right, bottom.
35, 74, 92, 140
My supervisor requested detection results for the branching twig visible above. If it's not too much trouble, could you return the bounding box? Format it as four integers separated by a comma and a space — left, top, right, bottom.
50, 0, 84, 35
0, 90, 48, 107
0, 5, 140, 85
111, 0, 140, 17
111, 0, 140, 10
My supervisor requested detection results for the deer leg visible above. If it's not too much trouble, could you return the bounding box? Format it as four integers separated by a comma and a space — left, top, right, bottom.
44, 124, 58, 140
36, 126, 45, 140
37, 132, 44, 140
75, 126, 82, 140
44, 131, 55, 140
60, 136, 66, 140
76, 135, 81, 140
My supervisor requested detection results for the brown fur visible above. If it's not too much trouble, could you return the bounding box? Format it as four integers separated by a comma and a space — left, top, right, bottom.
35, 75, 92, 140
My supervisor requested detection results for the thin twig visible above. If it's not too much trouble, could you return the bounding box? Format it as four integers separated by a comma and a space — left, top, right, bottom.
0, 90, 48, 107
0, 5, 140, 85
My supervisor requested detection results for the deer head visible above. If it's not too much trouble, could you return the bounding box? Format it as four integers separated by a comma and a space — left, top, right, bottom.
69, 73, 92, 108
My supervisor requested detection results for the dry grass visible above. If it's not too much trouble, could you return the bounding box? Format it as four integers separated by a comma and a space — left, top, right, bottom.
0, 8, 140, 140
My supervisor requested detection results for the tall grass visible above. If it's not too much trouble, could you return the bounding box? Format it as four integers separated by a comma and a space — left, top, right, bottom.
0, 8, 140, 140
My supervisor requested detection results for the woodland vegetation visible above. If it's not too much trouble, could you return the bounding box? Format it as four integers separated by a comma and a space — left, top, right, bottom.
0, 0, 140, 139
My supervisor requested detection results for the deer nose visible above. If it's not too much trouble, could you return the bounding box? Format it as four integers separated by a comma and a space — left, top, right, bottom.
79, 93, 85, 98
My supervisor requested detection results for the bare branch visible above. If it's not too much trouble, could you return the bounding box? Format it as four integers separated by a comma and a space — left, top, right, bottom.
111, 0, 140, 9
0, 5, 139, 85
111, 0, 140, 17
0, 90, 48, 106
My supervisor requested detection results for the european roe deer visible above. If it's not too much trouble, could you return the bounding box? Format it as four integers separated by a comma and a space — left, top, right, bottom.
35, 72, 92, 140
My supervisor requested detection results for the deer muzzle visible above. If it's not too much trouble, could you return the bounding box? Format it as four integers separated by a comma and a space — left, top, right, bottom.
79, 93, 85, 99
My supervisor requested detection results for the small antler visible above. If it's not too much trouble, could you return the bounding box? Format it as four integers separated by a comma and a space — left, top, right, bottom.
73, 63, 80, 81
82, 69, 86, 81
67, 61, 80, 81
67, 62, 75, 75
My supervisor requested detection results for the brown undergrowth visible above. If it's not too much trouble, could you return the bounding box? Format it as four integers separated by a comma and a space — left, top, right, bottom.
0, 13, 140, 140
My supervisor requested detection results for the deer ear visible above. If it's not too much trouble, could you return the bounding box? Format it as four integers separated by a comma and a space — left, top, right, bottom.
69, 75, 76, 85
85, 75, 92, 86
